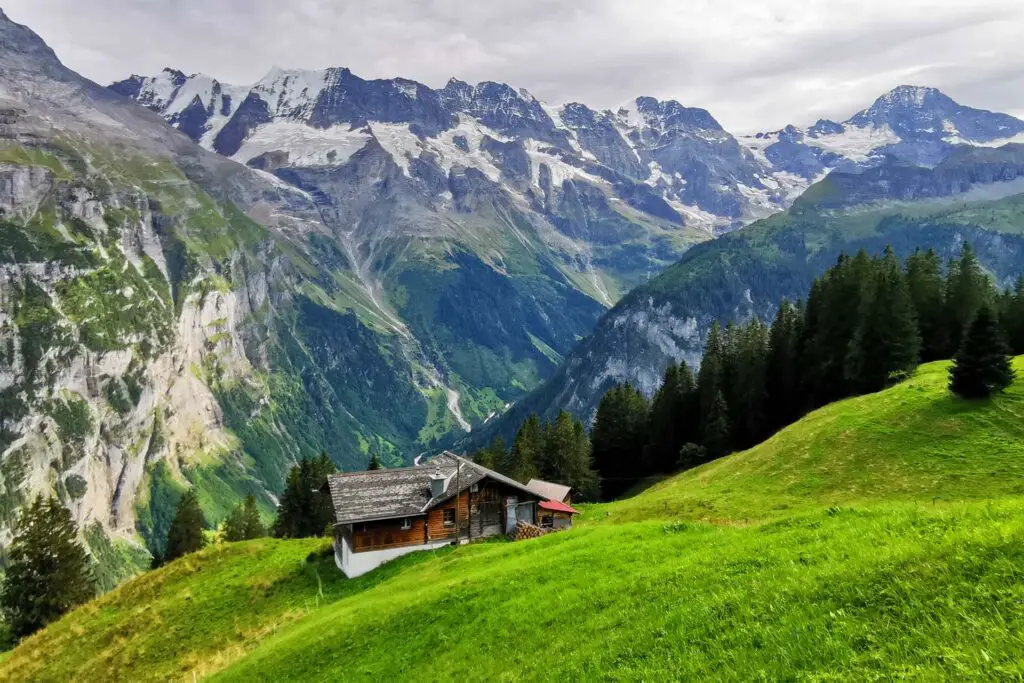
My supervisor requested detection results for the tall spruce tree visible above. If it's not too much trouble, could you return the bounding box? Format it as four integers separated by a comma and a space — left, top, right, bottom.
702, 390, 732, 460
697, 322, 726, 425
540, 411, 577, 484
998, 275, 1024, 355
949, 304, 1015, 398
571, 418, 600, 501
766, 299, 803, 431
272, 453, 337, 539
946, 243, 991, 355
367, 453, 383, 470
846, 247, 921, 393
508, 414, 543, 483
646, 362, 693, 474
165, 489, 207, 561
221, 495, 266, 542
591, 383, 650, 499
906, 248, 948, 361
0, 496, 95, 638
727, 319, 770, 449
472, 436, 506, 471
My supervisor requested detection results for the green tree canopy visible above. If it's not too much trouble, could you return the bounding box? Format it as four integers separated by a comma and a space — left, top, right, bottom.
0, 496, 95, 638
221, 495, 266, 543
508, 414, 543, 484
591, 383, 650, 499
272, 453, 337, 539
165, 489, 207, 562
949, 304, 1015, 399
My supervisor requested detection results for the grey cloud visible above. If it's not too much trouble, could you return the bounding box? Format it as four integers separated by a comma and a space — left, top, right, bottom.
4, 0, 1023, 131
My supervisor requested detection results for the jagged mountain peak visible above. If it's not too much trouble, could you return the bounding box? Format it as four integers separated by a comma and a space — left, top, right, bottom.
616, 96, 724, 133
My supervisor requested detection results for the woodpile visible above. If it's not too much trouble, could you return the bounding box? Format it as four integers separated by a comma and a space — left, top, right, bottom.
510, 521, 550, 541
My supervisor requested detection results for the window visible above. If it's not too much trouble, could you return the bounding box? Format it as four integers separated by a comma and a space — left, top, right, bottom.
443, 508, 455, 527
400, 517, 412, 530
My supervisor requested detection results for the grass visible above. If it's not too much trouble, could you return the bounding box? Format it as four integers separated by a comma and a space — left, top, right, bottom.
596, 357, 1024, 524
5, 358, 1024, 681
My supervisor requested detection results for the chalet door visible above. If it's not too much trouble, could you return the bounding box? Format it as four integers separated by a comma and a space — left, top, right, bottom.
506, 496, 518, 533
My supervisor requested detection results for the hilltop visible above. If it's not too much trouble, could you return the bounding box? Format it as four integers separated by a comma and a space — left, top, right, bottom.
4, 357, 1024, 680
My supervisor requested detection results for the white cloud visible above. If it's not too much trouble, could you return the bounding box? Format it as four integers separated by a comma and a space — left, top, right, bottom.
6, 0, 1024, 131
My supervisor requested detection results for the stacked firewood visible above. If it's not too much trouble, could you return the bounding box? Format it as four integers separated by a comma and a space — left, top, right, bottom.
510, 521, 550, 541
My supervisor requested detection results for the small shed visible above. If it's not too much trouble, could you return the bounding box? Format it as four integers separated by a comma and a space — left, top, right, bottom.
537, 498, 579, 530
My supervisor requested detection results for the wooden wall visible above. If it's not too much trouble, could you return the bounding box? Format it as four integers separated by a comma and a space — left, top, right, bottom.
352, 517, 427, 552
427, 490, 469, 541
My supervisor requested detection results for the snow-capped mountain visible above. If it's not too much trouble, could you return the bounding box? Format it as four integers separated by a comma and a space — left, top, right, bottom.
112, 67, 801, 236
741, 85, 1024, 179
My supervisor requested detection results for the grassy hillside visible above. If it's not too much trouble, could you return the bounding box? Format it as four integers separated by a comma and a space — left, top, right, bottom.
5, 358, 1024, 681
600, 357, 1024, 524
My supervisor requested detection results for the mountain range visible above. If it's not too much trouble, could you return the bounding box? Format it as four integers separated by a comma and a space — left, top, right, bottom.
3, 3, 1024, 573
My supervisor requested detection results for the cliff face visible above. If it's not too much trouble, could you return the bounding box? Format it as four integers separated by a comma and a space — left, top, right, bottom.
0, 11, 445, 575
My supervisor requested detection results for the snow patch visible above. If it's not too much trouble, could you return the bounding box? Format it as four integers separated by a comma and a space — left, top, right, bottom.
526, 140, 607, 189
802, 124, 900, 162
232, 121, 372, 167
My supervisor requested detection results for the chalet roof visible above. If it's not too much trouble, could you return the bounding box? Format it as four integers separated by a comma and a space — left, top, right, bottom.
325, 452, 540, 525
526, 479, 572, 502
538, 499, 579, 515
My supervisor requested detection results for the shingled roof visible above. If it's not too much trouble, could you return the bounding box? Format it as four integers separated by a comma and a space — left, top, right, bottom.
526, 479, 572, 502
325, 452, 540, 525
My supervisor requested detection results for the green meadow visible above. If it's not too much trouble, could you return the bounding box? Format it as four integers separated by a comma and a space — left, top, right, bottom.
4, 358, 1024, 681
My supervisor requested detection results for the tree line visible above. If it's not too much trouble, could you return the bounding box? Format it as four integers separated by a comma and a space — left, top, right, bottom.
471, 410, 599, 500
476, 244, 1020, 500
590, 243, 1020, 498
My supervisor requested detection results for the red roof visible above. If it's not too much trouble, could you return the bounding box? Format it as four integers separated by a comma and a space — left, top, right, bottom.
538, 499, 579, 515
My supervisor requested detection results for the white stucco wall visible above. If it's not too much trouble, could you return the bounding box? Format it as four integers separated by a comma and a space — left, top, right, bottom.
334, 531, 453, 578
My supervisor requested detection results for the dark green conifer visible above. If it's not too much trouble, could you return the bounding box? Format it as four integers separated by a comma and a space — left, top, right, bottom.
508, 414, 543, 484
702, 390, 732, 460
221, 495, 266, 542
949, 304, 1015, 398
906, 248, 948, 361
0, 496, 95, 638
847, 247, 920, 392
591, 383, 649, 499
165, 489, 207, 561
272, 453, 337, 539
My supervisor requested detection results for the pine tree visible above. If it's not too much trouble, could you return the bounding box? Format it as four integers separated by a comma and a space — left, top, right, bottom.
472, 436, 506, 471
570, 419, 599, 501
221, 495, 266, 542
998, 275, 1024, 355
367, 453, 383, 470
846, 247, 920, 393
165, 489, 207, 561
765, 299, 803, 431
949, 304, 1015, 398
702, 390, 732, 460
508, 414, 543, 484
727, 319, 770, 449
591, 383, 650, 499
906, 248, 948, 361
0, 496, 95, 638
697, 322, 726, 423
540, 411, 577, 483
946, 243, 991, 356
646, 362, 688, 474
272, 453, 337, 539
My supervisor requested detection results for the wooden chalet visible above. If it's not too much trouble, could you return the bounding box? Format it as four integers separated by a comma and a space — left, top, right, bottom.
325, 452, 553, 578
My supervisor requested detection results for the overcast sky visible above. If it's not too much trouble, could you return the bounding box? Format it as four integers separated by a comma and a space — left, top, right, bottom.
6, 0, 1024, 132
